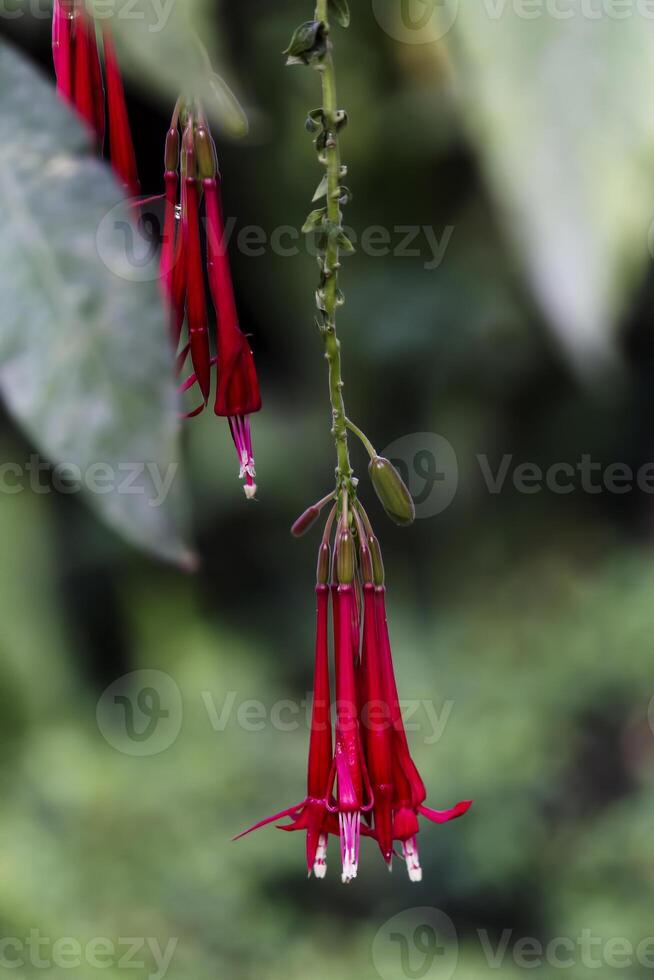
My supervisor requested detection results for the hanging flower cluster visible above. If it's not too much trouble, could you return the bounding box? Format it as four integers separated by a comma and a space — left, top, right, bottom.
50, 0, 469, 883
236, 0, 471, 883
51, 4, 262, 498
236, 482, 471, 882
51, 0, 139, 197
159, 106, 262, 497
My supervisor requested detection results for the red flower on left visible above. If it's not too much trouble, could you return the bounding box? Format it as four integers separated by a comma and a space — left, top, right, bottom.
52, 0, 140, 197
51, 3, 262, 497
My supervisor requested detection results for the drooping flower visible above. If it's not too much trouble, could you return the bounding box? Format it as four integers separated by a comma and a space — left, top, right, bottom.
159, 106, 262, 497
236, 496, 471, 882
234, 538, 337, 877
51, 0, 139, 196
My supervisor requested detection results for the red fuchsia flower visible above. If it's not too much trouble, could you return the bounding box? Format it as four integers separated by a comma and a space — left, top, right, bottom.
51, 0, 140, 196
329, 524, 373, 881
159, 105, 262, 497
236, 496, 471, 882
234, 538, 338, 878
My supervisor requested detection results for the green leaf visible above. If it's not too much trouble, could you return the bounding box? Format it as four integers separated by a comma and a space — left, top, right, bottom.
312, 174, 329, 202
443, 8, 654, 375
302, 208, 327, 233
336, 229, 356, 254
329, 0, 351, 28
0, 40, 192, 566
305, 108, 325, 133
89, 0, 248, 137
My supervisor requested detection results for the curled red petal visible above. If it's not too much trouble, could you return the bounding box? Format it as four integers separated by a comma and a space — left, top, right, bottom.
232, 801, 305, 841
418, 800, 472, 824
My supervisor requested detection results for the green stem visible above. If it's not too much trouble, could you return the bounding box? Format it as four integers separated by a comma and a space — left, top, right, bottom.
345, 418, 377, 459
314, 0, 353, 491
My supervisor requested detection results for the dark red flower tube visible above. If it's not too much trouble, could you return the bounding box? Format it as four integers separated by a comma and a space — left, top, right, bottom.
183, 177, 211, 404
359, 582, 394, 866
73, 12, 100, 134
102, 28, 140, 197
160, 170, 185, 350
52, 0, 76, 102
204, 177, 262, 418
331, 582, 370, 882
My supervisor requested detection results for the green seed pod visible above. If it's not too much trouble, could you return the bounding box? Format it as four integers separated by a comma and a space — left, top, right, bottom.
368, 456, 415, 527
316, 542, 331, 585
336, 529, 355, 584
291, 504, 321, 538
164, 128, 180, 172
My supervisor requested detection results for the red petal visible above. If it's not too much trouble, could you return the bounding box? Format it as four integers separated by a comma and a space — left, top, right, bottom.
418, 800, 472, 824
232, 801, 305, 841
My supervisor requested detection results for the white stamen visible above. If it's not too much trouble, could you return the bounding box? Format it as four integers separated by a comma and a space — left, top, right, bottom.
402, 836, 423, 882
238, 451, 256, 481
313, 833, 328, 879
339, 811, 360, 884
244, 483, 257, 500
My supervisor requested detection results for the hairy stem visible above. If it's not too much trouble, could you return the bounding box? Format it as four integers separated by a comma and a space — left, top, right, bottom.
315, 0, 353, 491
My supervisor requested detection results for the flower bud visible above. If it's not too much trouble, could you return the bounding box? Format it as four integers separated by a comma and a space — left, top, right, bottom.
291, 504, 322, 538
358, 535, 374, 584
368, 534, 385, 586
195, 125, 217, 179
368, 456, 415, 527
316, 541, 331, 585
164, 127, 180, 172
335, 529, 355, 584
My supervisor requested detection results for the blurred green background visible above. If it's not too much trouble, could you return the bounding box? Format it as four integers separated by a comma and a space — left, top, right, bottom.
3, 1, 654, 977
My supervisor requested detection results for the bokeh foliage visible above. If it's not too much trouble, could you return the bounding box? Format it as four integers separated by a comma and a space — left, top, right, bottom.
2, 1, 654, 978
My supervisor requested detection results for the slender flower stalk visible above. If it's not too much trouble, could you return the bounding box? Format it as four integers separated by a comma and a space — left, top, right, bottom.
236, 1, 471, 881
